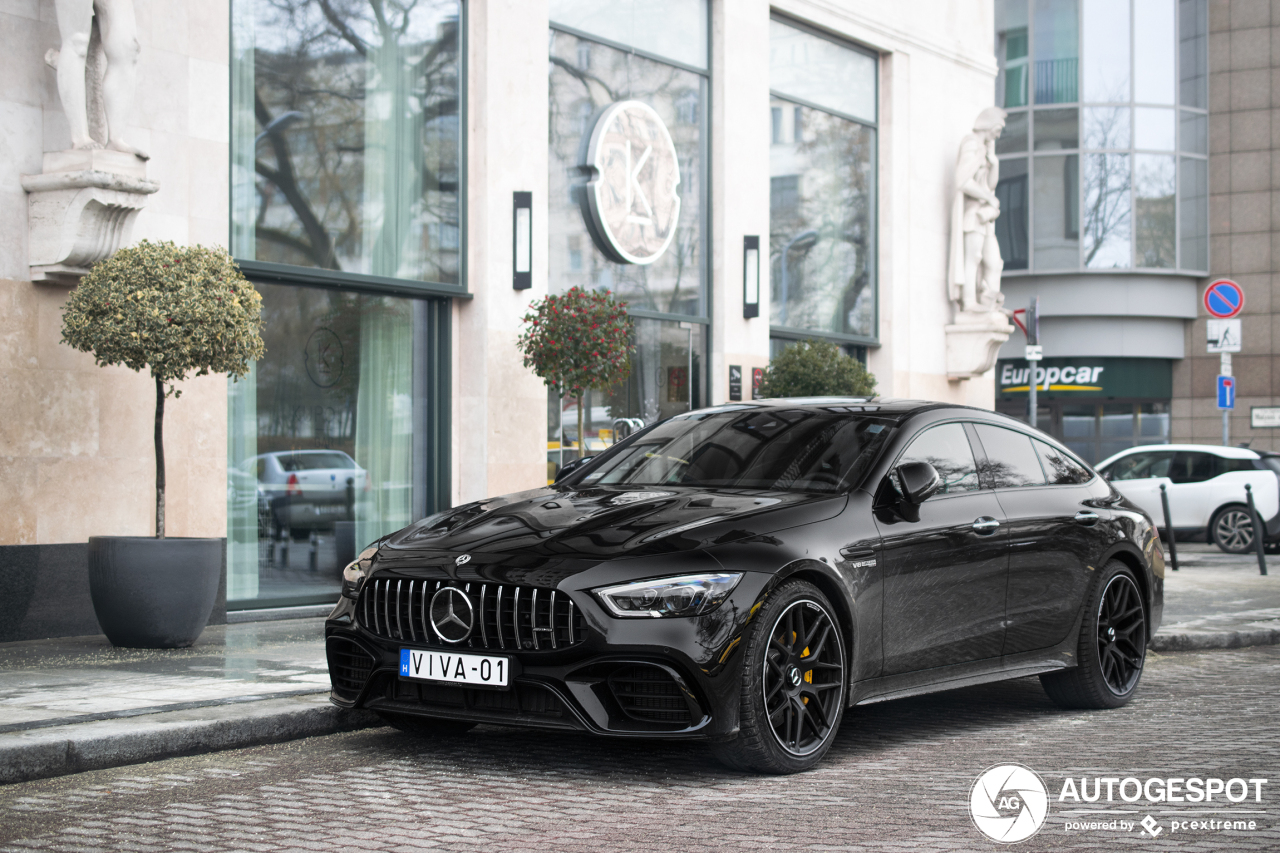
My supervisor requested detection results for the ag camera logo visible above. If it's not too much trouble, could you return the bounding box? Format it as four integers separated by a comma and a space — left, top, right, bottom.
970, 764, 1050, 843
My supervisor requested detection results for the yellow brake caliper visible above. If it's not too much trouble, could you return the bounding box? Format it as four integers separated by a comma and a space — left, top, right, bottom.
790, 630, 813, 704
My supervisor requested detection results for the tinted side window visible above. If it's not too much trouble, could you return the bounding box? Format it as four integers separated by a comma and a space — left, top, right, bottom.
974, 424, 1047, 488
1105, 451, 1174, 480
1169, 452, 1219, 484
1033, 439, 1093, 485
898, 423, 980, 495
1221, 458, 1257, 474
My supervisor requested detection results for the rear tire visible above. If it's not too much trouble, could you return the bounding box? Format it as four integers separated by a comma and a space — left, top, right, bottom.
376, 711, 477, 737
710, 580, 846, 774
1040, 560, 1146, 710
1210, 505, 1255, 554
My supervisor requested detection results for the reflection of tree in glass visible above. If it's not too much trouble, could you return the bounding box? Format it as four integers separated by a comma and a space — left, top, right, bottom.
908, 455, 976, 494
1082, 108, 1131, 268
976, 458, 1039, 489
770, 108, 873, 337
250, 0, 460, 282
1134, 156, 1174, 268
1039, 448, 1088, 484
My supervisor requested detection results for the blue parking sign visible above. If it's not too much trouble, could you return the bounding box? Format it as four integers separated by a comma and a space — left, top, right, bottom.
1218, 375, 1235, 409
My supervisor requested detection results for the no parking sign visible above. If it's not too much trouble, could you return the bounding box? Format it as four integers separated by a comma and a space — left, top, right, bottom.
1204, 280, 1245, 319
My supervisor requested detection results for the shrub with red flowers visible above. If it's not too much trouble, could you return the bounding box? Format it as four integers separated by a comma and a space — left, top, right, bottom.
516, 286, 634, 452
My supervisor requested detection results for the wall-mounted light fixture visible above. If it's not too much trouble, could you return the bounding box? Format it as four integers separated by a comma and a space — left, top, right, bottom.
743, 235, 760, 318
513, 191, 532, 290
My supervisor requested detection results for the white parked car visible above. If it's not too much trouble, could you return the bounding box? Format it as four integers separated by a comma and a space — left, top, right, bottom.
1096, 444, 1280, 553
245, 450, 367, 534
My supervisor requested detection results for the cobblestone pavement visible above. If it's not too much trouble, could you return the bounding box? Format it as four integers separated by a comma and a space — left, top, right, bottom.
1, 646, 1277, 852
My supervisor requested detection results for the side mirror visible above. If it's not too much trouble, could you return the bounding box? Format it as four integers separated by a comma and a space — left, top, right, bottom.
555, 455, 594, 484
893, 461, 942, 505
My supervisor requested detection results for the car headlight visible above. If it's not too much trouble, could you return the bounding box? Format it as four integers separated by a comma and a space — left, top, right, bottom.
340, 545, 379, 600
595, 573, 742, 618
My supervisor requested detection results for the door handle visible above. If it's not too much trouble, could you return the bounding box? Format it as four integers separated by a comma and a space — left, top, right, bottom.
1074, 510, 1100, 525
972, 517, 1000, 533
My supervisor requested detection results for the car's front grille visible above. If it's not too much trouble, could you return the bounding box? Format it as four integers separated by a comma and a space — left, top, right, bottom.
327, 635, 375, 700
608, 665, 694, 725
357, 577, 586, 651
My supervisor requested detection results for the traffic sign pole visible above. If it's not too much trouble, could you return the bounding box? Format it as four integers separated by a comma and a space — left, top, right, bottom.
1205, 281, 1244, 447
1025, 297, 1040, 429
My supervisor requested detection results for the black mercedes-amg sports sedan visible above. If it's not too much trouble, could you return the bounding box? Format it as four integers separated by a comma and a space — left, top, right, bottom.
326, 398, 1164, 773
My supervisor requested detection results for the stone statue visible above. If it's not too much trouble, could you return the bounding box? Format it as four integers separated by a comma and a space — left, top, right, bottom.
48, 0, 147, 159
943, 107, 1013, 380
948, 106, 1007, 315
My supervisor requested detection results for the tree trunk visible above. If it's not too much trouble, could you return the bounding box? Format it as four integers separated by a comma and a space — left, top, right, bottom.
155, 376, 166, 539
577, 393, 586, 461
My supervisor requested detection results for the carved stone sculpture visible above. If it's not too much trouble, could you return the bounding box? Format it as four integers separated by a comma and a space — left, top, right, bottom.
945, 107, 1015, 380
49, 0, 148, 159
25, 0, 157, 283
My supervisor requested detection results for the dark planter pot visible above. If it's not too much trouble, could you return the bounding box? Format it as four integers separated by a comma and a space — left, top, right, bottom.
88, 536, 222, 649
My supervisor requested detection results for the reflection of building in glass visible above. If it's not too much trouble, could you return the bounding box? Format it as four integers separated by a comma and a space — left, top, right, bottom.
993, 0, 1207, 463
768, 17, 877, 354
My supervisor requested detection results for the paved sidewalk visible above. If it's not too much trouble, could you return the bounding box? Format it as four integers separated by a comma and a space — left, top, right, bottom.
0, 545, 1276, 785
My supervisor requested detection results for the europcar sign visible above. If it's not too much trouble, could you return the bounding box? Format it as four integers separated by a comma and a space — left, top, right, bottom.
997, 357, 1172, 399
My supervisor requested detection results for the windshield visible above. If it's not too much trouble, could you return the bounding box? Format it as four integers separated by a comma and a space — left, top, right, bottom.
573, 408, 896, 493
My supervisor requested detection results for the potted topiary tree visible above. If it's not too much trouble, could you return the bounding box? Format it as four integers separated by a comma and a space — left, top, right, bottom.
61, 240, 265, 648
516, 286, 635, 467
757, 338, 877, 398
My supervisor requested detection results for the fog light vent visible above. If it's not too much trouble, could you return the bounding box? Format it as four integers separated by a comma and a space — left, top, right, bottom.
607, 665, 694, 725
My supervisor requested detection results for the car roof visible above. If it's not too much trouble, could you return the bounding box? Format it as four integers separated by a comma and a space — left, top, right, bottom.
1098, 443, 1261, 467
713, 397, 970, 416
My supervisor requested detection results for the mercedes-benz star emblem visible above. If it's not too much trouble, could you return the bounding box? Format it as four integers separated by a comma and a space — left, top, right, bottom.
455, 554, 471, 566
429, 587, 475, 644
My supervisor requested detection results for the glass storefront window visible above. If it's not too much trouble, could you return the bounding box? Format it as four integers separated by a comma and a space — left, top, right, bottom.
996, 0, 1207, 273
1135, 0, 1177, 105
1033, 154, 1079, 270
546, 319, 705, 482
769, 18, 877, 345
548, 0, 708, 70
995, 158, 1030, 270
1083, 152, 1132, 268
1034, 0, 1079, 104
996, 0, 1030, 109
230, 0, 461, 285
1034, 108, 1078, 150
1082, 0, 1129, 103
1134, 154, 1176, 268
227, 284, 443, 607
548, 30, 707, 316
998, 111, 1029, 154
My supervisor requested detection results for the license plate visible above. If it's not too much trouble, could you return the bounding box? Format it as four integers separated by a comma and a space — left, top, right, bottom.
399, 648, 510, 688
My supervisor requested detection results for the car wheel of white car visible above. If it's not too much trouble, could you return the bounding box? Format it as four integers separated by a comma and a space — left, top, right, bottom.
1210, 506, 1255, 554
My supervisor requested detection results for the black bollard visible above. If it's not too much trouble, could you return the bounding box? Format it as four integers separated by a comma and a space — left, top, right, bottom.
1159, 483, 1178, 571
1245, 484, 1268, 576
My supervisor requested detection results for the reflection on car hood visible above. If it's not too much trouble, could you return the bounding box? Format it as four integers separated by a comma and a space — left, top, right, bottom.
379, 484, 845, 562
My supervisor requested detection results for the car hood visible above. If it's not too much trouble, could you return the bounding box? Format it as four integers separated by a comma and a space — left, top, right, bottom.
376, 484, 845, 568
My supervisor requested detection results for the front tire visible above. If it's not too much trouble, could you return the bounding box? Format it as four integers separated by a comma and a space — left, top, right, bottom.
1040, 560, 1147, 709
376, 711, 477, 737
1210, 505, 1255, 554
711, 580, 846, 774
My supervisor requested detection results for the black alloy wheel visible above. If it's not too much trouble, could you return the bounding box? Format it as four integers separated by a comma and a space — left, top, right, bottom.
1095, 573, 1145, 695
711, 580, 846, 774
1210, 506, 1255, 554
1040, 560, 1147, 710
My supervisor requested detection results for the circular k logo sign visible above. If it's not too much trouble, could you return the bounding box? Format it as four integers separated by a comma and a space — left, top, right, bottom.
429, 587, 475, 644
580, 100, 681, 266
970, 764, 1049, 843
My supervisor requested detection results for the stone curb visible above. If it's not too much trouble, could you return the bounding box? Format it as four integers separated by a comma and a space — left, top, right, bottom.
0, 694, 381, 786
1151, 628, 1280, 652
